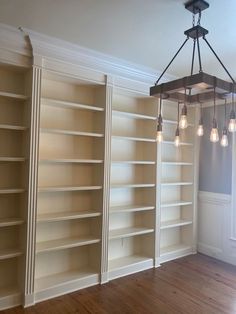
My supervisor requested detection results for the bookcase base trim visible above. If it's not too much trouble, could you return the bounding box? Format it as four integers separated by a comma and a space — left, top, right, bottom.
159, 248, 196, 264
100, 272, 109, 284
34, 274, 99, 303
0, 291, 21, 311
108, 258, 153, 281
24, 293, 35, 308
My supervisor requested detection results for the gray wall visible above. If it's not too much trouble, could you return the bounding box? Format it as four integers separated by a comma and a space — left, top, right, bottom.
199, 104, 232, 194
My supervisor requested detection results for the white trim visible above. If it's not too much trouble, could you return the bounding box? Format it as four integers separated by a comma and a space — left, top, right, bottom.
198, 191, 231, 205
19, 26, 176, 84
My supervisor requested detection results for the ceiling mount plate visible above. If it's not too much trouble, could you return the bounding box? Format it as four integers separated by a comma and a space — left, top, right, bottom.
184, 25, 209, 39
185, 0, 209, 14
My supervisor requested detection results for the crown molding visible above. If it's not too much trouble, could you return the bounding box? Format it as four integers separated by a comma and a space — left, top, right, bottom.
19, 26, 176, 84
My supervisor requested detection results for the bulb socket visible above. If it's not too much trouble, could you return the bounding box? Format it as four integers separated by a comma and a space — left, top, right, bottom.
175, 127, 180, 136
181, 104, 187, 116
230, 109, 236, 120
212, 118, 217, 128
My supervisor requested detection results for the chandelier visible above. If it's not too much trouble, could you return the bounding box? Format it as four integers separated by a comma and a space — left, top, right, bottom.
150, 0, 236, 147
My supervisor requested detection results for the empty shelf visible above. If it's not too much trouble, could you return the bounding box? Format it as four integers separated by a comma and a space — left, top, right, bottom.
109, 255, 153, 271
111, 183, 155, 189
0, 124, 27, 131
41, 128, 104, 138
162, 162, 193, 166
0, 157, 26, 162
41, 97, 104, 112
37, 210, 101, 223
0, 248, 23, 260
35, 267, 98, 292
110, 204, 155, 214
160, 243, 192, 256
36, 236, 100, 254
0, 188, 25, 194
0, 91, 28, 100
161, 201, 193, 208
112, 160, 155, 165
112, 110, 156, 120
0, 218, 24, 227
163, 119, 194, 127
161, 182, 193, 186
39, 158, 103, 164
161, 219, 193, 229
38, 186, 102, 193
162, 140, 193, 146
109, 227, 154, 240
112, 135, 156, 142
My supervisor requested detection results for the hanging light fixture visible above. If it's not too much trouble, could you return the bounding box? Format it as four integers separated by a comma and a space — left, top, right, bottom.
210, 86, 219, 143
197, 102, 204, 136
175, 102, 181, 147
150, 0, 235, 144
221, 98, 229, 147
156, 94, 163, 142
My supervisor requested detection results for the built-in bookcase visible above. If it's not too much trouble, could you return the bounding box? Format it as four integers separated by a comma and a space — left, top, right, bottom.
35, 70, 106, 301
0, 64, 31, 308
108, 88, 157, 279
159, 100, 196, 263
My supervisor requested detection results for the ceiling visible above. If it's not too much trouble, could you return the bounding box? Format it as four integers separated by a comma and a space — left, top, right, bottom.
0, 0, 236, 80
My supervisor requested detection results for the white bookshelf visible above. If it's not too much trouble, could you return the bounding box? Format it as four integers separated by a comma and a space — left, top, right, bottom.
35, 69, 106, 302
159, 100, 196, 263
108, 88, 157, 280
0, 64, 31, 310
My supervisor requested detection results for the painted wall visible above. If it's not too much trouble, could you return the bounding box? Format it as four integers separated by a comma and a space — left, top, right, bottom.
199, 104, 232, 194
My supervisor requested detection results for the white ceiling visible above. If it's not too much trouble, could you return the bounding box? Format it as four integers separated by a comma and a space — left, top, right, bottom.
0, 0, 236, 80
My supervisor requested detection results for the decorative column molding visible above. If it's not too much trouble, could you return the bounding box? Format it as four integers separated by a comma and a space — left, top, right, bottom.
100, 75, 113, 283
24, 65, 42, 307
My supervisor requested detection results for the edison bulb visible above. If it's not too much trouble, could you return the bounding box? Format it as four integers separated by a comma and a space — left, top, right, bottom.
174, 135, 180, 147
156, 131, 163, 143
179, 115, 188, 129
221, 134, 228, 147
210, 127, 219, 143
197, 124, 204, 136
228, 119, 236, 132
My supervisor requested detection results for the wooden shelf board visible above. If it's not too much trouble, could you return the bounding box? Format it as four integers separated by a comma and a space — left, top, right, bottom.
35, 267, 98, 292
109, 255, 153, 271
112, 160, 155, 165
111, 183, 155, 189
38, 186, 102, 193
36, 236, 100, 253
161, 201, 193, 208
163, 119, 194, 127
109, 227, 154, 240
160, 243, 192, 256
0, 188, 25, 194
161, 219, 193, 230
110, 204, 155, 214
41, 97, 104, 112
37, 210, 101, 223
112, 135, 156, 143
0, 124, 27, 131
112, 110, 156, 120
0, 157, 26, 162
162, 140, 193, 146
39, 158, 103, 164
0, 248, 23, 260
40, 128, 104, 138
0, 218, 24, 227
0, 91, 28, 100
161, 182, 193, 186
162, 162, 193, 166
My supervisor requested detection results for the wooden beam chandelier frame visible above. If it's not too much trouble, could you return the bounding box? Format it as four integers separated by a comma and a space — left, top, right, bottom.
151, 0, 236, 147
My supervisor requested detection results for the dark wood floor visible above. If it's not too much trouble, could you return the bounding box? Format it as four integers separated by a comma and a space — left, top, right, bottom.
4, 254, 236, 314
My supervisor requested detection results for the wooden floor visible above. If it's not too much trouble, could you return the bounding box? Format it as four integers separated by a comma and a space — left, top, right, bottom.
4, 254, 236, 314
